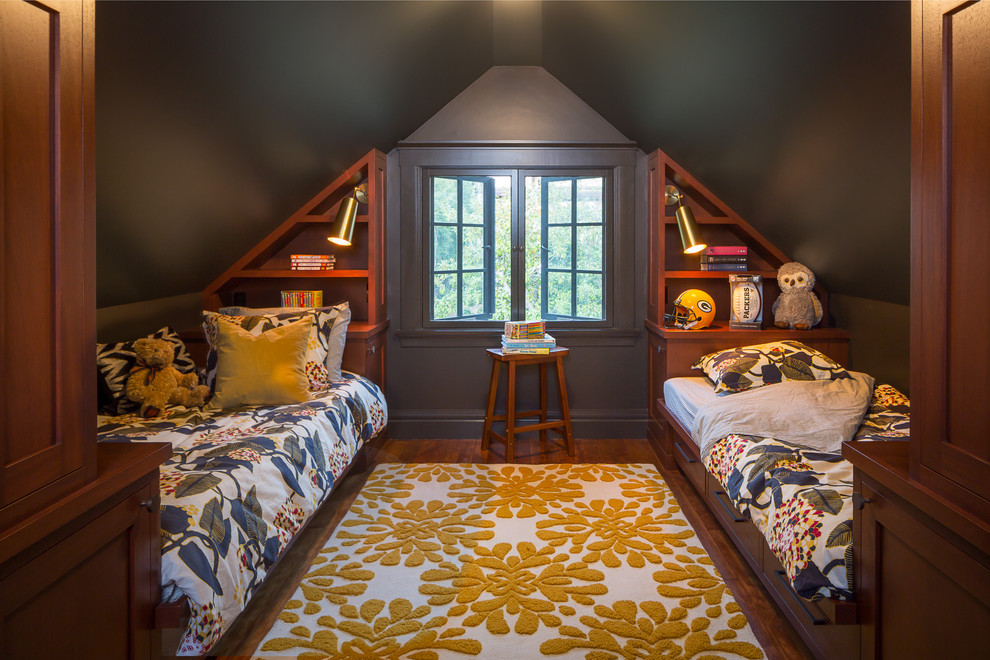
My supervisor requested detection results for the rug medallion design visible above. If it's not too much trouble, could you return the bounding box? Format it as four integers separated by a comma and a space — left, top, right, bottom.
256, 463, 765, 659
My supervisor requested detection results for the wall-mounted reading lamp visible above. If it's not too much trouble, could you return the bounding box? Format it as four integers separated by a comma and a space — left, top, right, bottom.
664, 185, 706, 254
327, 183, 368, 246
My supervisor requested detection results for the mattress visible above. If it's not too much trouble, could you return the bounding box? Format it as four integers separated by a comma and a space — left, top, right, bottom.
97, 372, 387, 655
662, 376, 718, 444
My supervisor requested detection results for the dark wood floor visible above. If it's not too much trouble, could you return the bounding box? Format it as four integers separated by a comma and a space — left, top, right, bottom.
210, 434, 814, 660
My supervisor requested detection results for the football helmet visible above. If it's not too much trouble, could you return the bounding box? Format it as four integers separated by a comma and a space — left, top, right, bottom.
664, 289, 716, 329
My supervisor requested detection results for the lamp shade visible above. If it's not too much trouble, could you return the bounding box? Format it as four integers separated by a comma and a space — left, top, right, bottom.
328, 196, 359, 246
675, 205, 706, 254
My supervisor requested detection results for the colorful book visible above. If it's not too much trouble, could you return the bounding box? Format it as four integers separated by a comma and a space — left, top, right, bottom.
501, 334, 555, 348
705, 246, 748, 256
291, 264, 335, 270
291, 254, 334, 260
280, 290, 323, 307
504, 320, 546, 339
700, 263, 748, 271
501, 347, 551, 355
701, 255, 748, 264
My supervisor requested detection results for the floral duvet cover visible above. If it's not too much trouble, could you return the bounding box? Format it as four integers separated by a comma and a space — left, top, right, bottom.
97, 373, 387, 655
703, 384, 910, 601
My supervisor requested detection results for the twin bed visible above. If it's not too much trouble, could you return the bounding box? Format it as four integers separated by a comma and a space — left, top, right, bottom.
657, 340, 910, 659
96, 306, 387, 655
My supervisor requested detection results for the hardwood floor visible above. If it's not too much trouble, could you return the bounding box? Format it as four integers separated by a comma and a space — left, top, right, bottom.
211, 434, 814, 660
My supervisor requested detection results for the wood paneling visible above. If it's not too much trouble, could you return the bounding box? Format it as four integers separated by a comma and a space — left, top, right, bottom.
911, 0, 990, 518
0, 0, 96, 528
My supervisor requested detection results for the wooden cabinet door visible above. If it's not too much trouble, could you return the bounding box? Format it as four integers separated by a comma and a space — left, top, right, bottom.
855, 476, 990, 660
0, 0, 96, 528
911, 0, 990, 515
0, 475, 160, 660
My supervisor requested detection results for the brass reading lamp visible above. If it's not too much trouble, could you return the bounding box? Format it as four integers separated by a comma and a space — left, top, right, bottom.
664, 185, 706, 254
327, 183, 368, 246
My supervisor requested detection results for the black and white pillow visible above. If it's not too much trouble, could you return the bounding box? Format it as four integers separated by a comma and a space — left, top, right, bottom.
96, 326, 196, 415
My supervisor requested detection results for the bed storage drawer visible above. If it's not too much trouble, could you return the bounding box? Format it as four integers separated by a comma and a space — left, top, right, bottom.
671, 434, 705, 494
763, 551, 859, 660
705, 477, 765, 569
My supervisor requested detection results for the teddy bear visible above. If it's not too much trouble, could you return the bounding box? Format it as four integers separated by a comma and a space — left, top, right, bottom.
772, 261, 823, 330
126, 338, 209, 417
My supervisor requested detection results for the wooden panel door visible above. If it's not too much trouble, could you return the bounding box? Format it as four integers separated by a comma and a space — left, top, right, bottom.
0, 0, 96, 527
0, 474, 160, 660
855, 476, 990, 659
911, 0, 990, 515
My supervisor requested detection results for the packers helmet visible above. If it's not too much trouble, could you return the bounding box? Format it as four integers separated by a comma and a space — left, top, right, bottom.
664, 289, 716, 329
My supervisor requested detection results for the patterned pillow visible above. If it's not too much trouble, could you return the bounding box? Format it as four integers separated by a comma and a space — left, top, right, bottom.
692, 340, 850, 394
96, 326, 197, 415
202, 309, 338, 392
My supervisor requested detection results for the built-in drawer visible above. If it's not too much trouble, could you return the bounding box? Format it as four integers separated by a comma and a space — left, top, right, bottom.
705, 477, 765, 570
671, 434, 705, 495
762, 551, 859, 660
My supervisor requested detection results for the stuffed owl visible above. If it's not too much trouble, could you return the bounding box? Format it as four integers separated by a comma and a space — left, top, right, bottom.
772, 261, 823, 330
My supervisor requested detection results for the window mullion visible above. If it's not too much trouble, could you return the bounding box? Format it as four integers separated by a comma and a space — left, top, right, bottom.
570, 178, 578, 318
456, 180, 463, 318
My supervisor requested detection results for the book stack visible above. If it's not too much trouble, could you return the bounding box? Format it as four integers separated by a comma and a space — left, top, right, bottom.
501, 333, 556, 355
504, 320, 546, 340
280, 290, 323, 307
291, 254, 336, 271
701, 246, 748, 271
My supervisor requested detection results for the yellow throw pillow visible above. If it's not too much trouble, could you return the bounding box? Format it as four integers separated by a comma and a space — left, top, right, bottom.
210, 316, 313, 409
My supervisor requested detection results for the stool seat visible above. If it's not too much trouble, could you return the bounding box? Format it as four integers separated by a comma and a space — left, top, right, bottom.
482, 347, 575, 462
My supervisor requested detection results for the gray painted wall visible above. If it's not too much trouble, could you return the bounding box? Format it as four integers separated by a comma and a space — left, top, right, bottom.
95, 2, 912, 431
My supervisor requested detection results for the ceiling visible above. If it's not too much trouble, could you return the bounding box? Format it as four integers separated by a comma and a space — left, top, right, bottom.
95, 1, 909, 307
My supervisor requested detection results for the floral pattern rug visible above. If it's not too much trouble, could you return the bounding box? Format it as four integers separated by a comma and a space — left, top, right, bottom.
255, 463, 765, 659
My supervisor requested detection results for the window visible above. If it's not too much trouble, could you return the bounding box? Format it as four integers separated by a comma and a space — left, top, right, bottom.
428, 169, 609, 324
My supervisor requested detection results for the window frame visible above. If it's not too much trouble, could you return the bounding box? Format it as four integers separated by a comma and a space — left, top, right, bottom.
422, 166, 613, 330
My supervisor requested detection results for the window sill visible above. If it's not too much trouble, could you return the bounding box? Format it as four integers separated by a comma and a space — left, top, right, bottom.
394, 327, 642, 348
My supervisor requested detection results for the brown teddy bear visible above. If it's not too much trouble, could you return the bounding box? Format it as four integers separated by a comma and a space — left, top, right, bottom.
126, 338, 209, 417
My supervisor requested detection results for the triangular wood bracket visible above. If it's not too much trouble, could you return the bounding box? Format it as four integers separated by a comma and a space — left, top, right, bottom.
648, 148, 832, 327
202, 148, 387, 328
655, 149, 788, 265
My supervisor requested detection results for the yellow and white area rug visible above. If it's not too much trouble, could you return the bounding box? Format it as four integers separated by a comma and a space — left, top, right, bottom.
256, 463, 765, 659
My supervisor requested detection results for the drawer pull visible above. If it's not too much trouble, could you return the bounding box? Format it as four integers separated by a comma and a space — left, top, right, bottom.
139, 497, 157, 512
712, 490, 746, 523
773, 570, 827, 625
673, 441, 696, 464
368, 344, 377, 355
852, 492, 872, 510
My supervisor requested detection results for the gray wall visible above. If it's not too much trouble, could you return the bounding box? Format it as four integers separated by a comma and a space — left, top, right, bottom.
95, 1, 912, 428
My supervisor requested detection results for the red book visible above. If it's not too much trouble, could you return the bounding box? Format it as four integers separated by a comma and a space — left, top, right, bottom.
705, 245, 748, 255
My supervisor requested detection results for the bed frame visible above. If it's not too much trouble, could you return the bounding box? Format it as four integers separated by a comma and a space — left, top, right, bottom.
656, 397, 859, 660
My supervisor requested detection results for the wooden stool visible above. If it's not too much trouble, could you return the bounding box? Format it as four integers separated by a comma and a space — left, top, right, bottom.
482, 346, 575, 462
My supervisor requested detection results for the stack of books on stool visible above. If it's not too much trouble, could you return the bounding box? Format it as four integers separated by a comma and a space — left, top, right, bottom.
502, 321, 555, 355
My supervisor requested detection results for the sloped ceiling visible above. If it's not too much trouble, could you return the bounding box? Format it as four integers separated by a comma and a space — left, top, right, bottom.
96, 1, 909, 307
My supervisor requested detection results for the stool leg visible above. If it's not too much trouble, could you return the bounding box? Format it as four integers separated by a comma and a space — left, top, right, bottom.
506, 361, 516, 462
482, 360, 500, 452
539, 361, 548, 444
555, 356, 575, 456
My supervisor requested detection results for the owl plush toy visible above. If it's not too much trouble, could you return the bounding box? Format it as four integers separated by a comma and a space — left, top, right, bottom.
773, 262, 823, 330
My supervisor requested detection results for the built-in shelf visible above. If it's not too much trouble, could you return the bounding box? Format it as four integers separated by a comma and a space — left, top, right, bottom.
665, 270, 778, 279
236, 269, 370, 278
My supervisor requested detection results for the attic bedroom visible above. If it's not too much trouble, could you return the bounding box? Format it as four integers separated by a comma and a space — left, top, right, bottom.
2, 1, 988, 659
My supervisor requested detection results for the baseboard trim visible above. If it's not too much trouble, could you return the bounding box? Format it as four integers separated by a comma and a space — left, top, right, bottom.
387, 408, 648, 440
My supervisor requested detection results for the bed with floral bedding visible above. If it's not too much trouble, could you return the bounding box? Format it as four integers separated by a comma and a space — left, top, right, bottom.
702, 383, 910, 601
97, 372, 387, 656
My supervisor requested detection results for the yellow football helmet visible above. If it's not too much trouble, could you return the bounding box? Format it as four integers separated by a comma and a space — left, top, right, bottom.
664, 289, 716, 329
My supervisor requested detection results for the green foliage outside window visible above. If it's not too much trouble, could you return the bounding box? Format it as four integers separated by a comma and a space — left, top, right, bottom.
430, 172, 606, 322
